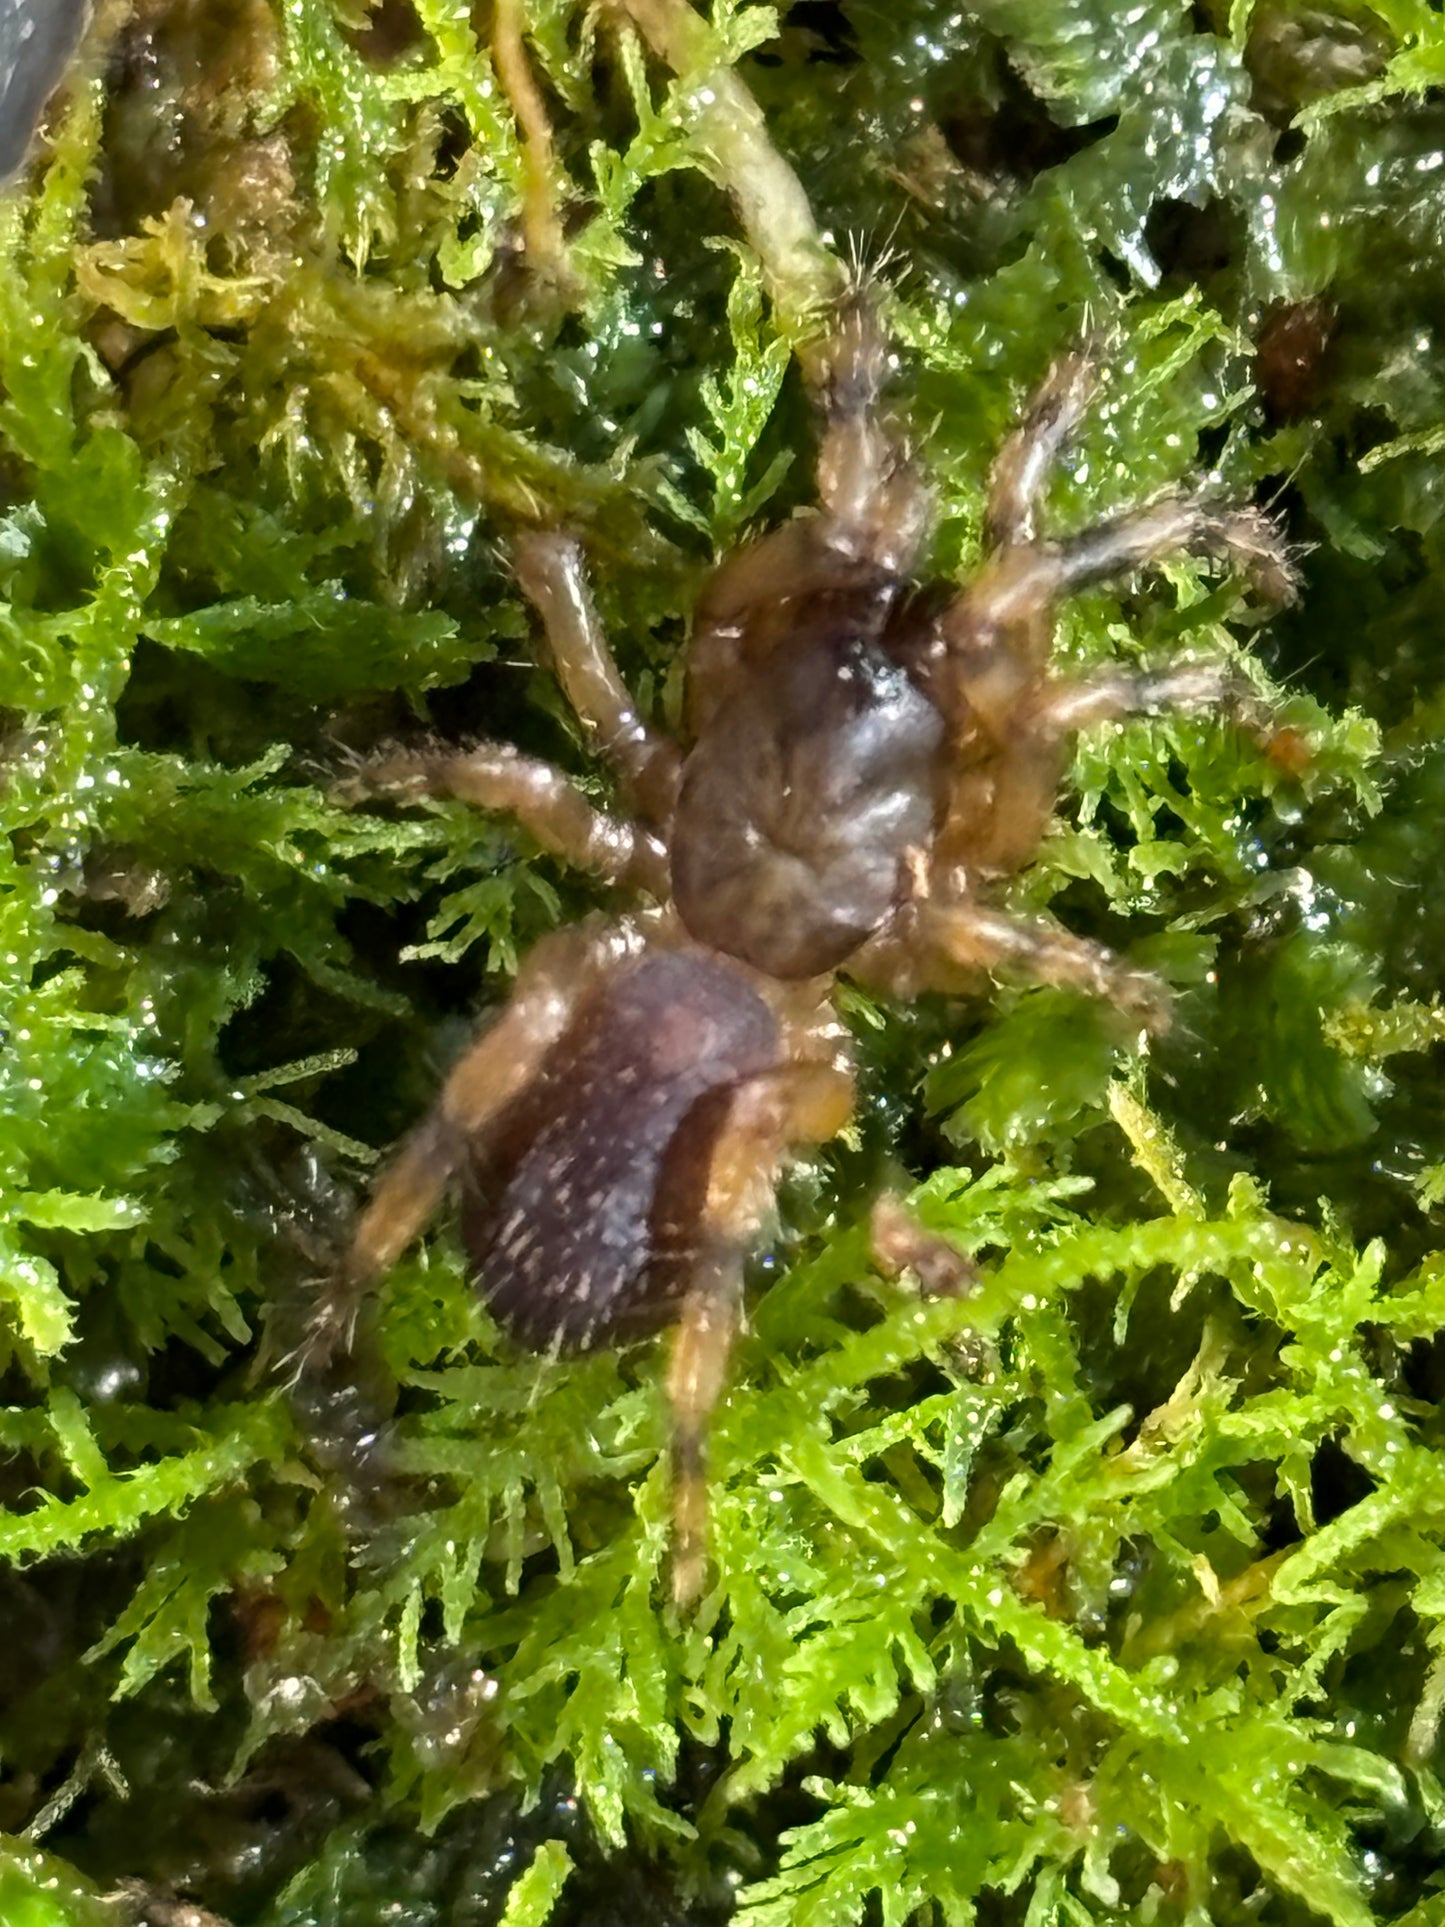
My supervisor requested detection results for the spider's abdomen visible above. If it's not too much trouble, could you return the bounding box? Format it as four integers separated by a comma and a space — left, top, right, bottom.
464, 950, 778, 1349
672, 612, 945, 979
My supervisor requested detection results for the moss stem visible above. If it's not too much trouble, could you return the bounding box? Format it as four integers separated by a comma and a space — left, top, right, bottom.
616, 0, 842, 344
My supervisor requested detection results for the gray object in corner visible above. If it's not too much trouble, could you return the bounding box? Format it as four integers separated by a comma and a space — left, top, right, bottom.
0, 0, 91, 182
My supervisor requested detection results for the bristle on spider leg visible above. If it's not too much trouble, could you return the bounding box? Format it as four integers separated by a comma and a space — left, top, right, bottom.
1198, 504, 1300, 609
275, 1263, 369, 1387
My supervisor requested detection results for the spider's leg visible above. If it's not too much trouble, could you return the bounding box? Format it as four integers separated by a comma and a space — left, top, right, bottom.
1033, 660, 1237, 734
316, 924, 625, 1370
667, 1261, 743, 1609
957, 496, 1295, 646
1028, 658, 1285, 757
929, 495, 1294, 734
852, 897, 1170, 1031
340, 741, 669, 899
491, 0, 575, 299
668, 1060, 853, 1605
514, 530, 681, 822
984, 347, 1097, 552
927, 898, 1169, 1027
919, 661, 1261, 885
814, 286, 930, 576
869, 1193, 975, 1297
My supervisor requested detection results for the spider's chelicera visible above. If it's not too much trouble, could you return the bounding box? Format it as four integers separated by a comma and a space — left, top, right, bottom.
338, 291, 1293, 1602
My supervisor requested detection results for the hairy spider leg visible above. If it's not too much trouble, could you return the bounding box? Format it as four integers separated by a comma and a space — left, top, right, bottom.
916, 493, 1295, 882
340, 924, 629, 1321
813, 286, 930, 575
339, 741, 670, 900
668, 1059, 854, 1604
940, 656, 1284, 881
983, 347, 1097, 552
996, 495, 1295, 614
490, 0, 575, 299
514, 529, 682, 823
927, 899, 1171, 1023
1027, 658, 1279, 744
852, 896, 1171, 1028
857, 496, 1296, 1021
934, 494, 1294, 736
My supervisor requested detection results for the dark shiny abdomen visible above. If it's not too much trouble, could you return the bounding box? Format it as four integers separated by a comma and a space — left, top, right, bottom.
464, 950, 779, 1349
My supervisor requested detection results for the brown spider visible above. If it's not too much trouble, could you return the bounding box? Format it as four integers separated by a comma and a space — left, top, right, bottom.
338, 291, 1293, 1603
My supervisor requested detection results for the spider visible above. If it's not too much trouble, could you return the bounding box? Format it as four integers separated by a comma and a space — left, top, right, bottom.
337, 290, 1293, 1603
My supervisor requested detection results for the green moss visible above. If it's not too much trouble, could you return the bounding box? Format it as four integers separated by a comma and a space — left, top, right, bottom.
3, 0, 1445, 1921
0, 1839, 117, 1927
